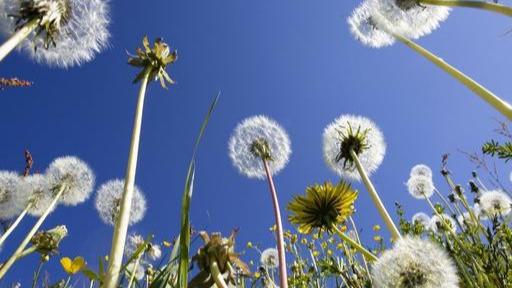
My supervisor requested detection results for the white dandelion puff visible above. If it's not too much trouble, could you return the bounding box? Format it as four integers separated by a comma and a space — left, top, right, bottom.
347, 2, 395, 48
46, 156, 95, 206
429, 213, 457, 235
124, 233, 161, 261
456, 211, 479, 228
368, 0, 450, 40
406, 175, 434, 199
260, 248, 279, 269
0, 171, 25, 219
371, 236, 458, 288
20, 174, 55, 217
322, 114, 386, 181
0, 0, 110, 67
125, 262, 145, 281
148, 244, 162, 261
410, 164, 433, 178
95, 179, 146, 226
228, 115, 291, 179
411, 212, 430, 228
477, 190, 512, 218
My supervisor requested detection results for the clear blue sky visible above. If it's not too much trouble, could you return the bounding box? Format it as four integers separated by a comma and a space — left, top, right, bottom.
1, 0, 511, 285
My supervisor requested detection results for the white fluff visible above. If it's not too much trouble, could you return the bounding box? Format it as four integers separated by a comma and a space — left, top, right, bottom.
410, 164, 433, 178
228, 115, 291, 179
347, 2, 395, 48
20, 174, 55, 216
0, 171, 25, 219
260, 248, 279, 269
411, 212, 430, 228
323, 114, 386, 181
478, 190, 512, 218
429, 213, 457, 235
371, 236, 459, 288
406, 175, 434, 199
95, 179, 146, 226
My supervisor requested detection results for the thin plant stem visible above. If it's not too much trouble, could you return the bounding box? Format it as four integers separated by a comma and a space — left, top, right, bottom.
349, 216, 372, 281
0, 19, 39, 62
433, 188, 457, 216
350, 149, 402, 241
104, 67, 151, 288
331, 224, 378, 262
17, 245, 38, 259
420, 0, 512, 17
127, 253, 143, 288
394, 34, 512, 120
0, 203, 31, 247
0, 184, 65, 279
210, 258, 229, 288
262, 159, 288, 288
32, 260, 44, 288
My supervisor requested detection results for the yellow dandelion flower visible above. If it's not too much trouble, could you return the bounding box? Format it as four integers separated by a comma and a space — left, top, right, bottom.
60, 256, 86, 275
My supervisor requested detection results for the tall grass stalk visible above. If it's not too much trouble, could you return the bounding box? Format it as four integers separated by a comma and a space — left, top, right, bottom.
420, 0, 512, 17
0, 204, 31, 247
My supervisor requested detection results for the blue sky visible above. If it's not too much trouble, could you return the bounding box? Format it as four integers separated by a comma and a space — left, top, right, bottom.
1, 0, 512, 285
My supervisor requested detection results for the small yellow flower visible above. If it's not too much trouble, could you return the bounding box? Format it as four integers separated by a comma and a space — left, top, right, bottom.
373, 225, 381, 232
301, 238, 308, 245
312, 250, 319, 257
269, 225, 277, 232
163, 241, 172, 248
60, 256, 86, 275
373, 235, 382, 242
246, 241, 253, 249
254, 271, 261, 278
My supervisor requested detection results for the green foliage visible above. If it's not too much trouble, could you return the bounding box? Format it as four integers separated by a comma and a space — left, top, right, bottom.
482, 140, 512, 162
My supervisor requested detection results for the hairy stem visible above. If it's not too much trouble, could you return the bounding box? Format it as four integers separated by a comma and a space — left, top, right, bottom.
350, 149, 402, 241
0, 19, 39, 63
262, 159, 289, 288
394, 34, 512, 120
103, 67, 151, 288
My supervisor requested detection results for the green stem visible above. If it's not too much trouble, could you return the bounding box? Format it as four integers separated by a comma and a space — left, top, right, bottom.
0, 19, 39, 62
103, 67, 151, 288
331, 224, 378, 262
32, 260, 44, 288
17, 245, 38, 259
394, 34, 512, 120
350, 149, 402, 241
349, 216, 372, 281
0, 203, 31, 247
0, 185, 65, 279
127, 253, 143, 288
210, 258, 229, 288
420, 0, 512, 17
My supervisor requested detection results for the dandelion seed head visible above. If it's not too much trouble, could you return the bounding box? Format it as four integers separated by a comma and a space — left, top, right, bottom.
0, 0, 110, 68
46, 156, 95, 206
20, 174, 55, 216
429, 213, 457, 235
95, 179, 146, 226
148, 243, 162, 261
126, 262, 145, 281
368, 0, 450, 39
410, 164, 432, 178
0, 171, 24, 219
125, 233, 145, 257
260, 248, 279, 269
411, 212, 430, 228
478, 190, 512, 218
406, 175, 434, 199
371, 236, 458, 288
228, 115, 291, 179
323, 114, 386, 181
347, 2, 395, 48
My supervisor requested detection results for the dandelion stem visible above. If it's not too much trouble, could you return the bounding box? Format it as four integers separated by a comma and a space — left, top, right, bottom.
349, 149, 402, 241
349, 216, 372, 280
104, 67, 151, 288
420, 0, 512, 17
210, 257, 229, 288
331, 224, 378, 262
0, 203, 31, 247
0, 19, 39, 63
394, 34, 512, 120
32, 260, 44, 288
0, 184, 65, 279
262, 159, 288, 288
127, 253, 143, 288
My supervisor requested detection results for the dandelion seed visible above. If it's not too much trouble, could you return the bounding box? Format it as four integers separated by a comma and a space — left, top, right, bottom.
0, 171, 25, 219
95, 179, 146, 226
260, 248, 279, 269
125, 262, 145, 281
20, 174, 55, 216
228, 115, 291, 179
406, 175, 434, 199
46, 156, 95, 206
124, 233, 161, 261
411, 212, 430, 228
429, 213, 457, 235
0, 0, 110, 67
478, 190, 512, 218
410, 164, 433, 178
323, 114, 386, 181
368, 0, 450, 40
347, 2, 395, 48
371, 236, 458, 288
